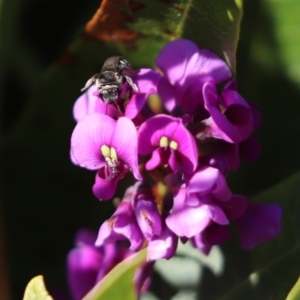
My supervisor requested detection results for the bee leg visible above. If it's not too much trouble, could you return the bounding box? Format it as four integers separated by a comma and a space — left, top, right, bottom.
80, 74, 98, 92
124, 75, 138, 92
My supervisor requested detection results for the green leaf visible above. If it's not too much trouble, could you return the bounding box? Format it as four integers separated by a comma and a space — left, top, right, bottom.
23, 276, 53, 300
286, 276, 300, 300
254, 0, 300, 88
83, 249, 147, 300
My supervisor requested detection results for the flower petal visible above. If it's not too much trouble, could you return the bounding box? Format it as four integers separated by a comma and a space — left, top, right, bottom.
235, 203, 282, 249
73, 87, 99, 122
92, 171, 118, 200
71, 114, 115, 170
166, 188, 211, 238
133, 68, 161, 94
125, 93, 148, 119
134, 197, 162, 240
188, 167, 219, 195
203, 82, 253, 143
145, 148, 163, 171
184, 48, 232, 84
156, 39, 200, 84
157, 77, 176, 112
112, 117, 141, 180
67, 246, 102, 300
147, 224, 178, 261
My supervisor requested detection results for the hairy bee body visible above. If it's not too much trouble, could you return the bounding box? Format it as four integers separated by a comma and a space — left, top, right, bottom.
81, 56, 138, 104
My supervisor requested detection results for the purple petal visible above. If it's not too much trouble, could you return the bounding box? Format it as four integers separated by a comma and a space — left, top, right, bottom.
73, 87, 99, 122
193, 224, 231, 255
139, 115, 198, 173
187, 167, 232, 203
166, 187, 211, 237
173, 123, 198, 174
95, 220, 125, 247
188, 167, 219, 195
184, 48, 232, 84
166, 205, 212, 238
94, 101, 122, 119
134, 262, 154, 296
156, 39, 200, 84
138, 115, 175, 154
157, 77, 176, 111
221, 195, 248, 220
192, 232, 212, 255
145, 148, 163, 170
134, 197, 162, 240
207, 204, 229, 225
112, 117, 141, 180
125, 93, 148, 119
203, 82, 253, 143
211, 170, 232, 201
235, 203, 282, 249
133, 68, 161, 94
206, 224, 231, 246
112, 201, 145, 251
67, 246, 102, 300
95, 201, 144, 251
114, 217, 144, 251
147, 224, 178, 261
92, 171, 118, 200
71, 114, 115, 170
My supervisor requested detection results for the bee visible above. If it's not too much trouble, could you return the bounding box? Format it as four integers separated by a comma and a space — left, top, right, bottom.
81, 56, 138, 104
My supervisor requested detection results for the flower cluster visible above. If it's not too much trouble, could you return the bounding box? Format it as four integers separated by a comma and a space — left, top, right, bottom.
70, 39, 281, 261
67, 229, 153, 299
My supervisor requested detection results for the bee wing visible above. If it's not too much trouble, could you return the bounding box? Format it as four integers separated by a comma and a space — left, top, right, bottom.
124, 75, 138, 92
80, 74, 98, 92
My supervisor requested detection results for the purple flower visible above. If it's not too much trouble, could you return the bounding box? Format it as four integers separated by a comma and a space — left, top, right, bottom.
147, 223, 178, 261
138, 114, 198, 174
192, 223, 231, 254
95, 199, 144, 251
235, 202, 282, 249
186, 166, 232, 206
67, 229, 153, 299
67, 241, 103, 300
73, 69, 161, 121
156, 39, 232, 115
70, 114, 141, 200
202, 81, 254, 143
166, 184, 229, 238
133, 183, 163, 241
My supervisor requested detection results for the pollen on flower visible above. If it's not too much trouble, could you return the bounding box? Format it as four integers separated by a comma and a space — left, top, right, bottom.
101, 145, 118, 162
170, 140, 178, 150
110, 147, 118, 161
107, 217, 115, 229
159, 136, 169, 147
141, 210, 153, 228
101, 145, 111, 157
